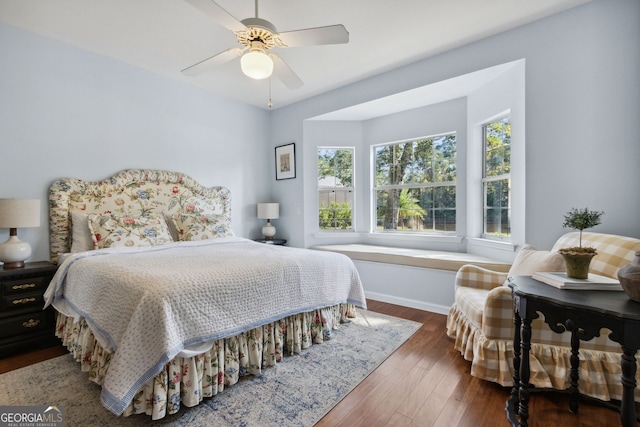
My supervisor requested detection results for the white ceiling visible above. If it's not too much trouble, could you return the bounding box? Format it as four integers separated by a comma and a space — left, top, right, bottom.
0, 0, 590, 110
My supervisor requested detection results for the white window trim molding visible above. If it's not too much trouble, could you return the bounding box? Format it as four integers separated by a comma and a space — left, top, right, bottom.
367, 232, 464, 244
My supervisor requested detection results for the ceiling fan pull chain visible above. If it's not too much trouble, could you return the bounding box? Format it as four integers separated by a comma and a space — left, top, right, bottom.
268, 77, 273, 108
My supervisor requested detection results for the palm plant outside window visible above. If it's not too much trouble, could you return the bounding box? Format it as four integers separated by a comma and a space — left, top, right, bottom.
483, 116, 511, 239
318, 147, 354, 230
373, 134, 456, 233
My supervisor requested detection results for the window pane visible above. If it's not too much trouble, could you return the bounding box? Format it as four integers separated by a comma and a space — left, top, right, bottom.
319, 190, 353, 230
375, 186, 456, 232
484, 179, 510, 237
318, 148, 353, 188
318, 147, 354, 231
375, 146, 391, 186
429, 186, 456, 232
484, 117, 511, 177
483, 116, 511, 239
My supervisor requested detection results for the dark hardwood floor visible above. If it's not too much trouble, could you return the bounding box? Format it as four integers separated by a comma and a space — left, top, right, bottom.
0, 300, 629, 426
316, 300, 627, 427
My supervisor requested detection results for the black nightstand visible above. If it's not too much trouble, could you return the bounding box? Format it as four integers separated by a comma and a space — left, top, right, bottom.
254, 239, 287, 246
0, 261, 58, 357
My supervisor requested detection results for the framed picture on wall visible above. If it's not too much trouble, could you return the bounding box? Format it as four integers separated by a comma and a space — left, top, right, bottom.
275, 143, 296, 180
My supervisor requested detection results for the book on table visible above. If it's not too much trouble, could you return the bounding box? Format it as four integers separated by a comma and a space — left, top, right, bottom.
532, 271, 623, 291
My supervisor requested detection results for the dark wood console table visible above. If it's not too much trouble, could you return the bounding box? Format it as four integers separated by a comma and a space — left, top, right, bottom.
506, 275, 640, 427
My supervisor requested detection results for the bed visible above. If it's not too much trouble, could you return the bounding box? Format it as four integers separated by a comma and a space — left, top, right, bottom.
43, 169, 366, 420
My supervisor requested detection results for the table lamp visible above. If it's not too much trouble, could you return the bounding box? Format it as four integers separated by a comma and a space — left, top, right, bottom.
257, 203, 279, 240
0, 198, 41, 268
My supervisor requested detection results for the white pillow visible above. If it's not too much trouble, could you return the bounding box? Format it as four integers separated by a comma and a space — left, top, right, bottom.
508, 244, 566, 277
70, 210, 94, 253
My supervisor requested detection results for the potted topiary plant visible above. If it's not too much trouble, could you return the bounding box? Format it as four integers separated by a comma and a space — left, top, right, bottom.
558, 207, 604, 279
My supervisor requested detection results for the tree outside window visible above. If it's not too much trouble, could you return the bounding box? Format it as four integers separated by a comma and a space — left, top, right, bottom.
483, 116, 511, 239
374, 134, 456, 233
318, 147, 354, 230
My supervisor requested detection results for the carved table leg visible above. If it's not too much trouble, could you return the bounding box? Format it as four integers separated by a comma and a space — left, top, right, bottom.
506, 309, 522, 426
518, 317, 532, 427
568, 322, 580, 414
620, 347, 637, 427
511, 310, 522, 404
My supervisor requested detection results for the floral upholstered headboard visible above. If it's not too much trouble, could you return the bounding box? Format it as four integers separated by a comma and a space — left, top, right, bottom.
48, 169, 231, 263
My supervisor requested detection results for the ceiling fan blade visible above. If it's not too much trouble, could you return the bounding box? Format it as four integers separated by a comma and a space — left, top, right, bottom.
269, 53, 303, 89
278, 24, 349, 47
183, 0, 247, 32
181, 48, 245, 76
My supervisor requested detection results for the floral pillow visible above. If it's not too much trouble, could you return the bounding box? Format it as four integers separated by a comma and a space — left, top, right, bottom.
170, 212, 234, 241
87, 213, 174, 249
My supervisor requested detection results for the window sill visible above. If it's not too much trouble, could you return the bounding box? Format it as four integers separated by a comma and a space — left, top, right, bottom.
313, 231, 363, 239
469, 237, 516, 252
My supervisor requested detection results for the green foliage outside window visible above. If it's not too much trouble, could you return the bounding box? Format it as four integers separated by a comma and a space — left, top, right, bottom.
319, 202, 352, 230
374, 134, 457, 233
318, 148, 354, 231
483, 117, 511, 238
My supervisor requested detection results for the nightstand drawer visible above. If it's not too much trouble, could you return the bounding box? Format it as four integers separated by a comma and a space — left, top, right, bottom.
0, 262, 57, 356
1, 275, 50, 295
0, 311, 52, 339
2, 291, 44, 312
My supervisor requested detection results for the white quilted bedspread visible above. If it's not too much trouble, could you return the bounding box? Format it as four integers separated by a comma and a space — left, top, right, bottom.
44, 237, 365, 415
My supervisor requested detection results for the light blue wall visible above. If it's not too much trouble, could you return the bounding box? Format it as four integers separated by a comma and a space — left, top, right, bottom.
270, 0, 640, 251
1, 0, 638, 266
0, 22, 271, 262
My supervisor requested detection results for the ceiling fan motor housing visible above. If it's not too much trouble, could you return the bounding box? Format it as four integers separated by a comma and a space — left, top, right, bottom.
237, 18, 285, 49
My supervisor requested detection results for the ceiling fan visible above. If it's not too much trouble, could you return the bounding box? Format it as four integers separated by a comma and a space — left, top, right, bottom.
181, 0, 349, 89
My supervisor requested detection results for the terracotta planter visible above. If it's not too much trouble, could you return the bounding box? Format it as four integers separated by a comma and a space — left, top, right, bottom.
559, 251, 596, 279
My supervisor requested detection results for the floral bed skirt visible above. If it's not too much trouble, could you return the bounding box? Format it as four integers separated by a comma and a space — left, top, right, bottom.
54, 303, 356, 420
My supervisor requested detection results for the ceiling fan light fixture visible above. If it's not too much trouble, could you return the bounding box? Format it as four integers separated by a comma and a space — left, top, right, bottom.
240, 42, 273, 80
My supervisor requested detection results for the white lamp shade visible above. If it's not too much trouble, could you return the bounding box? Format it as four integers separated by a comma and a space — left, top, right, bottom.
0, 198, 41, 228
257, 203, 279, 219
241, 51, 274, 80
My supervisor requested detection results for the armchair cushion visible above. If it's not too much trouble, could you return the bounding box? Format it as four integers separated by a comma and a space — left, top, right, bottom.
453, 287, 487, 331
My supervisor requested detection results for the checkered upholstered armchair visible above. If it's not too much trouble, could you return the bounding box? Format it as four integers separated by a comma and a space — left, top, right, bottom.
446, 232, 640, 402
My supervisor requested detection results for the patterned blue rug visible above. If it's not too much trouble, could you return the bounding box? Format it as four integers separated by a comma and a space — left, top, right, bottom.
0, 309, 421, 426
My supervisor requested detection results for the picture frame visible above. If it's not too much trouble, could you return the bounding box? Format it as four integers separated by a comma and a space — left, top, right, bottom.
275, 143, 296, 180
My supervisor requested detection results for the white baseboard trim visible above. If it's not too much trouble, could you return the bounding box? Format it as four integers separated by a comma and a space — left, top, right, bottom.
364, 291, 451, 316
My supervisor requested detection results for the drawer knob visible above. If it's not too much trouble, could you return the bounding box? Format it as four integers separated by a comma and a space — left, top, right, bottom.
22, 319, 40, 328
12, 297, 37, 305
12, 283, 37, 290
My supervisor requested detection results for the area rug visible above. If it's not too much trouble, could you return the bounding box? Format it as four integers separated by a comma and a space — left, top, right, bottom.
0, 309, 421, 426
